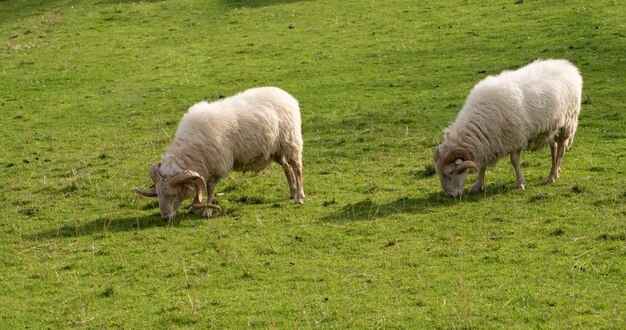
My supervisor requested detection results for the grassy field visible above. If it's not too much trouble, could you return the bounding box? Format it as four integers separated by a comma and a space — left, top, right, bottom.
1, 0, 624, 327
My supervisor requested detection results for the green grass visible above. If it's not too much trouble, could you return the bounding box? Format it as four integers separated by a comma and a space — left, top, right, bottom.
1, 0, 624, 327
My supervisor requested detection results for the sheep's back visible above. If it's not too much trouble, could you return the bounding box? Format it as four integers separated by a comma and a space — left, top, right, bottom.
516, 60, 582, 150
174, 87, 302, 174
449, 59, 581, 165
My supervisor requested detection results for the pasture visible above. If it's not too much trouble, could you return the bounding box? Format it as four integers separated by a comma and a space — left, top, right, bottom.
1, 0, 624, 327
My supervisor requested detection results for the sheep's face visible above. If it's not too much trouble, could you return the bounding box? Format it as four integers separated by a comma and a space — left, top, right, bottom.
434, 144, 477, 197
134, 164, 219, 221
155, 181, 195, 222
435, 159, 471, 197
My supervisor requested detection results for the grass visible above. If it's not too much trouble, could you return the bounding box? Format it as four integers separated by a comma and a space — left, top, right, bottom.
1, 0, 624, 327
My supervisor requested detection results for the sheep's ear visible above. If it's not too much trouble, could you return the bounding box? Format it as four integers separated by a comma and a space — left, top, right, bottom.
149, 163, 162, 184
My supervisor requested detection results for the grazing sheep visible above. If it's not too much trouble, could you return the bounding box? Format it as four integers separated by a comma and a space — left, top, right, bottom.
134, 87, 305, 221
434, 59, 582, 197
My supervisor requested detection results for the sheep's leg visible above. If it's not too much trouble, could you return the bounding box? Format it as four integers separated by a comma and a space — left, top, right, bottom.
511, 150, 525, 189
189, 177, 218, 218
547, 142, 559, 183
510, 150, 525, 189
289, 159, 305, 204
547, 141, 566, 183
277, 157, 297, 199
550, 141, 558, 170
189, 196, 201, 214
469, 166, 486, 192
556, 142, 565, 175
202, 177, 219, 218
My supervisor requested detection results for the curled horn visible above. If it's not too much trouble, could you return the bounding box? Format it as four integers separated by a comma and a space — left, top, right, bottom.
437, 146, 474, 166
133, 185, 157, 197
191, 203, 223, 213
456, 160, 477, 174
168, 170, 222, 214
167, 170, 207, 199
133, 163, 162, 197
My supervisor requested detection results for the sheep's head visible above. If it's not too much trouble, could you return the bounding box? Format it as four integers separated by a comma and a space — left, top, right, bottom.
134, 163, 221, 222
434, 144, 477, 197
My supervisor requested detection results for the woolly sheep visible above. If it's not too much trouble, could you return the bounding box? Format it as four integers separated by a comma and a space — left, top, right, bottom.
134, 87, 305, 221
434, 59, 582, 197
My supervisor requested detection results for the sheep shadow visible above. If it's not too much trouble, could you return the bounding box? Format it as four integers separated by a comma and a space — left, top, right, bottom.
26, 213, 175, 240
320, 183, 521, 222
219, 0, 311, 8
98, 0, 163, 3
25, 193, 286, 240
320, 193, 451, 222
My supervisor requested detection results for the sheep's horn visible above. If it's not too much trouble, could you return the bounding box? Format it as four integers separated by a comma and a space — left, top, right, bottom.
167, 170, 207, 202
191, 203, 222, 213
133, 185, 157, 197
438, 146, 473, 166
456, 160, 477, 174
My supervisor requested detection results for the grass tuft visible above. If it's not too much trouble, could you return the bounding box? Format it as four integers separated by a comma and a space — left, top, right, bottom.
548, 228, 565, 237
529, 193, 549, 202
570, 184, 587, 194
596, 233, 626, 241
235, 196, 265, 205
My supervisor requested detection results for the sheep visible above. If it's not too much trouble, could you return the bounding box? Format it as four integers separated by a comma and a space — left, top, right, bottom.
434, 59, 582, 197
134, 87, 305, 221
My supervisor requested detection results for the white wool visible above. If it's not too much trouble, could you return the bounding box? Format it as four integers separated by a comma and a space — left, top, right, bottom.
447, 59, 582, 168
160, 87, 303, 179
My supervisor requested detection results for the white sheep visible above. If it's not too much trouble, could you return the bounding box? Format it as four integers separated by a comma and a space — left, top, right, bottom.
134, 87, 305, 221
434, 59, 583, 197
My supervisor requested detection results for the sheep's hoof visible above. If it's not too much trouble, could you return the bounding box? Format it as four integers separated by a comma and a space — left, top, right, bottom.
295, 194, 305, 204
469, 184, 483, 193
189, 206, 199, 214
516, 184, 525, 190
547, 170, 560, 183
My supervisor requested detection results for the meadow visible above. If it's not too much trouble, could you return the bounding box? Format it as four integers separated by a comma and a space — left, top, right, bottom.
0, 0, 624, 327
